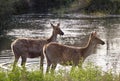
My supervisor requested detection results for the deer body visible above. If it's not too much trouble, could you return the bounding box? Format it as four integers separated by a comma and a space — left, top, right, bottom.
43, 32, 105, 72
11, 23, 64, 70
12, 38, 47, 58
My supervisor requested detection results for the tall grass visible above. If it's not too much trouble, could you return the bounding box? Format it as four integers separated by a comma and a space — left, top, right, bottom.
0, 64, 120, 81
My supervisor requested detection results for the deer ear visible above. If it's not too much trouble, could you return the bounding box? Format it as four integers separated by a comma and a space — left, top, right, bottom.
93, 31, 97, 36
51, 23, 55, 28
57, 23, 60, 27
51, 23, 54, 27
91, 31, 97, 36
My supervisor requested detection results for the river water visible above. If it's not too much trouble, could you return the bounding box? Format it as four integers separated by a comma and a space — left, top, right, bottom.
0, 13, 120, 73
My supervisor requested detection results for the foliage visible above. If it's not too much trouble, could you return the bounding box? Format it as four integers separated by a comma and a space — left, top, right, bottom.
0, 0, 30, 33
31, 0, 74, 13
0, 64, 120, 81
29, 0, 120, 14
84, 0, 120, 14
13, 0, 29, 14
0, 0, 14, 33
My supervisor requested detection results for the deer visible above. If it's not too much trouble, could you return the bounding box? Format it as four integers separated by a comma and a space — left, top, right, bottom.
43, 31, 105, 72
11, 23, 64, 71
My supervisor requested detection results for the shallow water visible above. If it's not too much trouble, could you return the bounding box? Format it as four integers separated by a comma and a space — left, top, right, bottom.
0, 13, 120, 73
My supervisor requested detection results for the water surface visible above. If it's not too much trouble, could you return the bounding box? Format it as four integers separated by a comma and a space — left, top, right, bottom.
0, 14, 120, 73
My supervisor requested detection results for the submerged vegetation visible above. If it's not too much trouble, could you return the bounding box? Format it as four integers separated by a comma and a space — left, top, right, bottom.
0, 64, 120, 81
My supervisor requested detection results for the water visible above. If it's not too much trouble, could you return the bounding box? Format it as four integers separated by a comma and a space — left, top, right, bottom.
0, 13, 120, 73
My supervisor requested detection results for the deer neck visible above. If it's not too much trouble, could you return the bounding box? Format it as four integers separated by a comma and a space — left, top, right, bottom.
47, 31, 57, 43
82, 37, 96, 61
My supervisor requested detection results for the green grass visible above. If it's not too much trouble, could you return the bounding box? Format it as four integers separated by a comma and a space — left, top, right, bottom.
0, 64, 120, 81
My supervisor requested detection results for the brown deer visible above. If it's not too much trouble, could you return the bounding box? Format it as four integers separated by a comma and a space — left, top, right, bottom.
43, 31, 105, 72
11, 23, 64, 71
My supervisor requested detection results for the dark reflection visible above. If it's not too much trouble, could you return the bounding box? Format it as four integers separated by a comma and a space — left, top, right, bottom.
0, 36, 13, 53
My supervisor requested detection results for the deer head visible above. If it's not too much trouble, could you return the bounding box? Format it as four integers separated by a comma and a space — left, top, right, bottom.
90, 31, 105, 45
51, 23, 64, 35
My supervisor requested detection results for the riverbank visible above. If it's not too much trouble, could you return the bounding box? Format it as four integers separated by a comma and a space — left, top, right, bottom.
52, 0, 120, 15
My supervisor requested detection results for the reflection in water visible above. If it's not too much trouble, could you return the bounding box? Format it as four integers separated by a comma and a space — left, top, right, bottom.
0, 14, 120, 73
105, 21, 120, 74
0, 36, 13, 52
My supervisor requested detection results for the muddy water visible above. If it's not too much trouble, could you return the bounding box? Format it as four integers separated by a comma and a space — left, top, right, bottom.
0, 14, 120, 73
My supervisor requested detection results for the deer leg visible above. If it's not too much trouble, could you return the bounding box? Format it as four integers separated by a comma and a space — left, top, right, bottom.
21, 56, 27, 70
46, 64, 51, 73
12, 55, 20, 71
46, 59, 51, 73
40, 53, 44, 72
51, 64, 56, 71
51, 64, 57, 73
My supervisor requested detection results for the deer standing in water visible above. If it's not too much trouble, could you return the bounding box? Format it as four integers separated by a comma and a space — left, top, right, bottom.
11, 23, 64, 71
43, 31, 105, 72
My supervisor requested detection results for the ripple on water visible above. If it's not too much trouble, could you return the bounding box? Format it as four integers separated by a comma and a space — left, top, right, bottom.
1, 14, 120, 73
